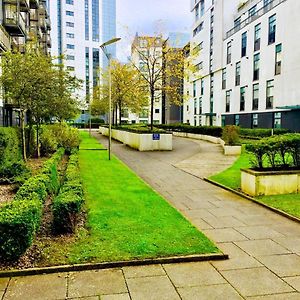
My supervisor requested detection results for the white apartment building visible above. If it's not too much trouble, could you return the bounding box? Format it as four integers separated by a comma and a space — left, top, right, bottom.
184, 0, 300, 131
49, 0, 116, 110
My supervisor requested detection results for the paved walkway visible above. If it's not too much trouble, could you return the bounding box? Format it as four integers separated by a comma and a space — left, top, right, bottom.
1, 134, 300, 300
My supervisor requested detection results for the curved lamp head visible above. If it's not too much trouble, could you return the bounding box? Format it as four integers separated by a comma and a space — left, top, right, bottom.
100, 37, 121, 48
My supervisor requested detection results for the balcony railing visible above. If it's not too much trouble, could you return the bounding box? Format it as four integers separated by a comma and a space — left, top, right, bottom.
0, 25, 11, 51
4, 0, 30, 12
225, 0, 286, 39
4, 9, 26, 36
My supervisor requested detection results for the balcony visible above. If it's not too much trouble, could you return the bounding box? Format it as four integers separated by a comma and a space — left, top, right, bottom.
29, 0, 39, 9
46, 34, 51, 48
3, 7, 27, 36
29, 8, 39, 21
0, 25, 11, 51
225, 0, 286, 39
4, 0, 30, 12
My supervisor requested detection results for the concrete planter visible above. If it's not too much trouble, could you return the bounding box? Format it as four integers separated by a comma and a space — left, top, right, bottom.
99, 126, 172, 151
241, 168, 300, 196
172, 132, 241, 156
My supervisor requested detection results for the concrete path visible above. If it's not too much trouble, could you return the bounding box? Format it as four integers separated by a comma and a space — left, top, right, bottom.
1, 134, 300, 300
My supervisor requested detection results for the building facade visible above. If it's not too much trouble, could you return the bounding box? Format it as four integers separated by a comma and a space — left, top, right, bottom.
185, 0, 300, 131
49, 0, 116, 109
0, 0, 51, 126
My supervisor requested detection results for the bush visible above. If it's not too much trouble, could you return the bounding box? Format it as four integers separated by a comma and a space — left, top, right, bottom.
53, 151, 84, 233
0, 160, 31, 184
222, 125, 240, 145
0, 197, 42, 261
0, 127, 21, 165
155, 124, 223, 137
239, 128, 290, 138
245, 133, 300, 169
40, 126, 58, 156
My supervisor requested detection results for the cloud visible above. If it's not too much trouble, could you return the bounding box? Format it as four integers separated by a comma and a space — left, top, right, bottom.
116, 0, 191, 62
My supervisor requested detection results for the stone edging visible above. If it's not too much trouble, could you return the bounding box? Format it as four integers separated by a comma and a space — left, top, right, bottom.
0, 253, 228, 278
204, 178, 300, 224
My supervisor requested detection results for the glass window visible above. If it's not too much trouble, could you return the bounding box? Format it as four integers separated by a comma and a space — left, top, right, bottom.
226, 90, 231, 112
92, 0, 100, 42
66, 55, 75, 60
66, 11, 74, 16
66, 22, 74, 27
240, 87, 246, 111
66, 33, 74, 38
253, 53, 260, 81
254, 23, 261, 51
193, 81, 197, 98
85, 47, 90, 96
274, 112, 281, 128
252, 114, 258, 128
85, 0, 89, 40
266, 80, 274, 109
67, 44, 75, 49
241, 32, 247, 57
235, 115, 240, 126
234, 17, 241, 31
93, 48, 100, 86
227, 41, 232, 64
200, 0, 205, 17
236, 62, 241, 86
275, 44, 282, 75
252, 83, 259, 110
194, 99, 197, 115
268, 14, 276, 44
249, 5, 257, 17
199, 97, 202, 115
201, 79, 204, 95
66, 0, 74, 4
222, 68, 226, 90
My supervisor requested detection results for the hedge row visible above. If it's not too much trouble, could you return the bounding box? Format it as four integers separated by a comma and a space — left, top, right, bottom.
53, 150, 84, 233
239, 128, 290, 138
110, 124, 165, 134
0, 148, 65, 261
155, 124, 223, 138
246, 134, 300, 169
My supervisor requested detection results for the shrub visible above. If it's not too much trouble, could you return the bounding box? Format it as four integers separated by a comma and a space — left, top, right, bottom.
53, 191, 84, 233
0, 127, 21, 165
0, 160, 31, 184
222, 125, 240, 145
239, 128, 290, 138
40, 126, 58, 156
0, 197, 42, 261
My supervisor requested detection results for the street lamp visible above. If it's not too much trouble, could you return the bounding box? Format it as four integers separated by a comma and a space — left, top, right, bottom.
100, 37, 121, 160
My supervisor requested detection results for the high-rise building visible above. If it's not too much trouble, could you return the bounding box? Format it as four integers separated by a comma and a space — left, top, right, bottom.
49, 0, 116, 109
185, 0, 300, 131
0, 0, 51, 126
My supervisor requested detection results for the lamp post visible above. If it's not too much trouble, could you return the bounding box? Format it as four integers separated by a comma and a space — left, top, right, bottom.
100, 37, 121, 160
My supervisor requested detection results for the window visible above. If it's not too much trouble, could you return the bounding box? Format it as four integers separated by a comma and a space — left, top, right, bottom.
66, 22, 74, 27
66, 55, 75, 60
241, 32, 247, 57
66, 11, 74, 16
92, 0, 100, 42
234, 17, 241, 31
85, 47, 90, 96
67, 66, 75, 71
222, 68, 226, 89
235, 115, 240, 126
194, 99, 197, 115
252, 114, 258, 128
225, 90, 231, 112
254, 23, 261, 51
93, 48, 100, 86
193, 81, 197, 98
155, 109, 160, 114
200, 0, 205, 17
227, 41, 232, 64
199, 97, 202, 114
193, 22, 204, 37
85, 0, 89, 40
195, 62, 203, 71
274, 112, 281, 128
253, 53, 260, 81
235, 62, 241, 86
200, 79, 204, 95
66, 0, 73, 4
240, 87, 246, 111
249, 5, 257, 17
275, 44, 282, 75
266, 80, 274, 109
195, 4, 199, 21
66, 33, 74, 38
67, 44, 75, 49
252, 84, 259, 110
268, 14, 276, 44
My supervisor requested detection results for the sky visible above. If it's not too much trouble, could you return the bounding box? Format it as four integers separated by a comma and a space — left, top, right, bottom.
116, 0, 192, 62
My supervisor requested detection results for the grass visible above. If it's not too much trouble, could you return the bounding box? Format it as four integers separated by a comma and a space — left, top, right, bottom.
36, 131, 219, 266
257, 194, 300, 219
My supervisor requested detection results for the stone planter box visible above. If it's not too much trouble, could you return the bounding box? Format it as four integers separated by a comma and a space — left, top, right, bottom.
99, 126, 172, 151
173, 132, 241, 156
241, 168, 300, 196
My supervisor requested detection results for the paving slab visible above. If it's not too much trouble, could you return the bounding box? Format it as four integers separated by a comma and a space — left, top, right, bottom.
163, 262, 226, 288
202, 228, 248, 243
68, 269, 127, 298
101, 294, 130, 300
247, 293, 300, 300
257, 254, 300, 277
235, 239, 291, 256
221, 267, 294, 297
126, 276, 180, 300
177, 283, 243, 300
122, 265, 165, 278
4, 273, 67, 300
235, 225, 284, 240
273, 237, 300, 253
283, 276, 300, 292
69, 297, 99, 300
0, 278, 9, 291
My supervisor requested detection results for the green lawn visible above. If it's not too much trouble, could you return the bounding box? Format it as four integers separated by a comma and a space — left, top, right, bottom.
209, 149, 251, 190
37, 131, 219, 265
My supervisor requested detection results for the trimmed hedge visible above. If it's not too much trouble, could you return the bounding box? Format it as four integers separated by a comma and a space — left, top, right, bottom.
246, 133, 300, 169
155, 124, 223, 138
240, 128, 290, 138
53, 150, 84, 233
0, 148, 65, 261
111, 124, 166, 134
0, 127, 21, 165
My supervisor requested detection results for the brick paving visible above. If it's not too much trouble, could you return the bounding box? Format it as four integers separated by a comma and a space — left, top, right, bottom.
1, 133, 300, 299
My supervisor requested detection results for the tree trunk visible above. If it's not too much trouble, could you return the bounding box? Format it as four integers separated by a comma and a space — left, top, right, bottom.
118, 101, 122, 125
115, 105, 118, 126
36, 123, 40, 158
20, 110, 27, 162
150, 88, 155, 131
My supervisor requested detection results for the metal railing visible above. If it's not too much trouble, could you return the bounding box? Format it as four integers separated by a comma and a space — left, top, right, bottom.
225, 0, 286, 39
0, 25, 11, 50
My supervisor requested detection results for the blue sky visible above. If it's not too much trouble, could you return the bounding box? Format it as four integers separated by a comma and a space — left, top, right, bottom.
116, 0, 191, 61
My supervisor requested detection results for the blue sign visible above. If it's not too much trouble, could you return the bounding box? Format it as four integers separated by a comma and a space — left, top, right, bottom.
152, 133, 160, 140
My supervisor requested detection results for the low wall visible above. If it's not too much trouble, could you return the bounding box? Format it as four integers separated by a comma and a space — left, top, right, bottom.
173, 132, 241, 156
99, 127, 172, 151
241, 168, 300, 196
